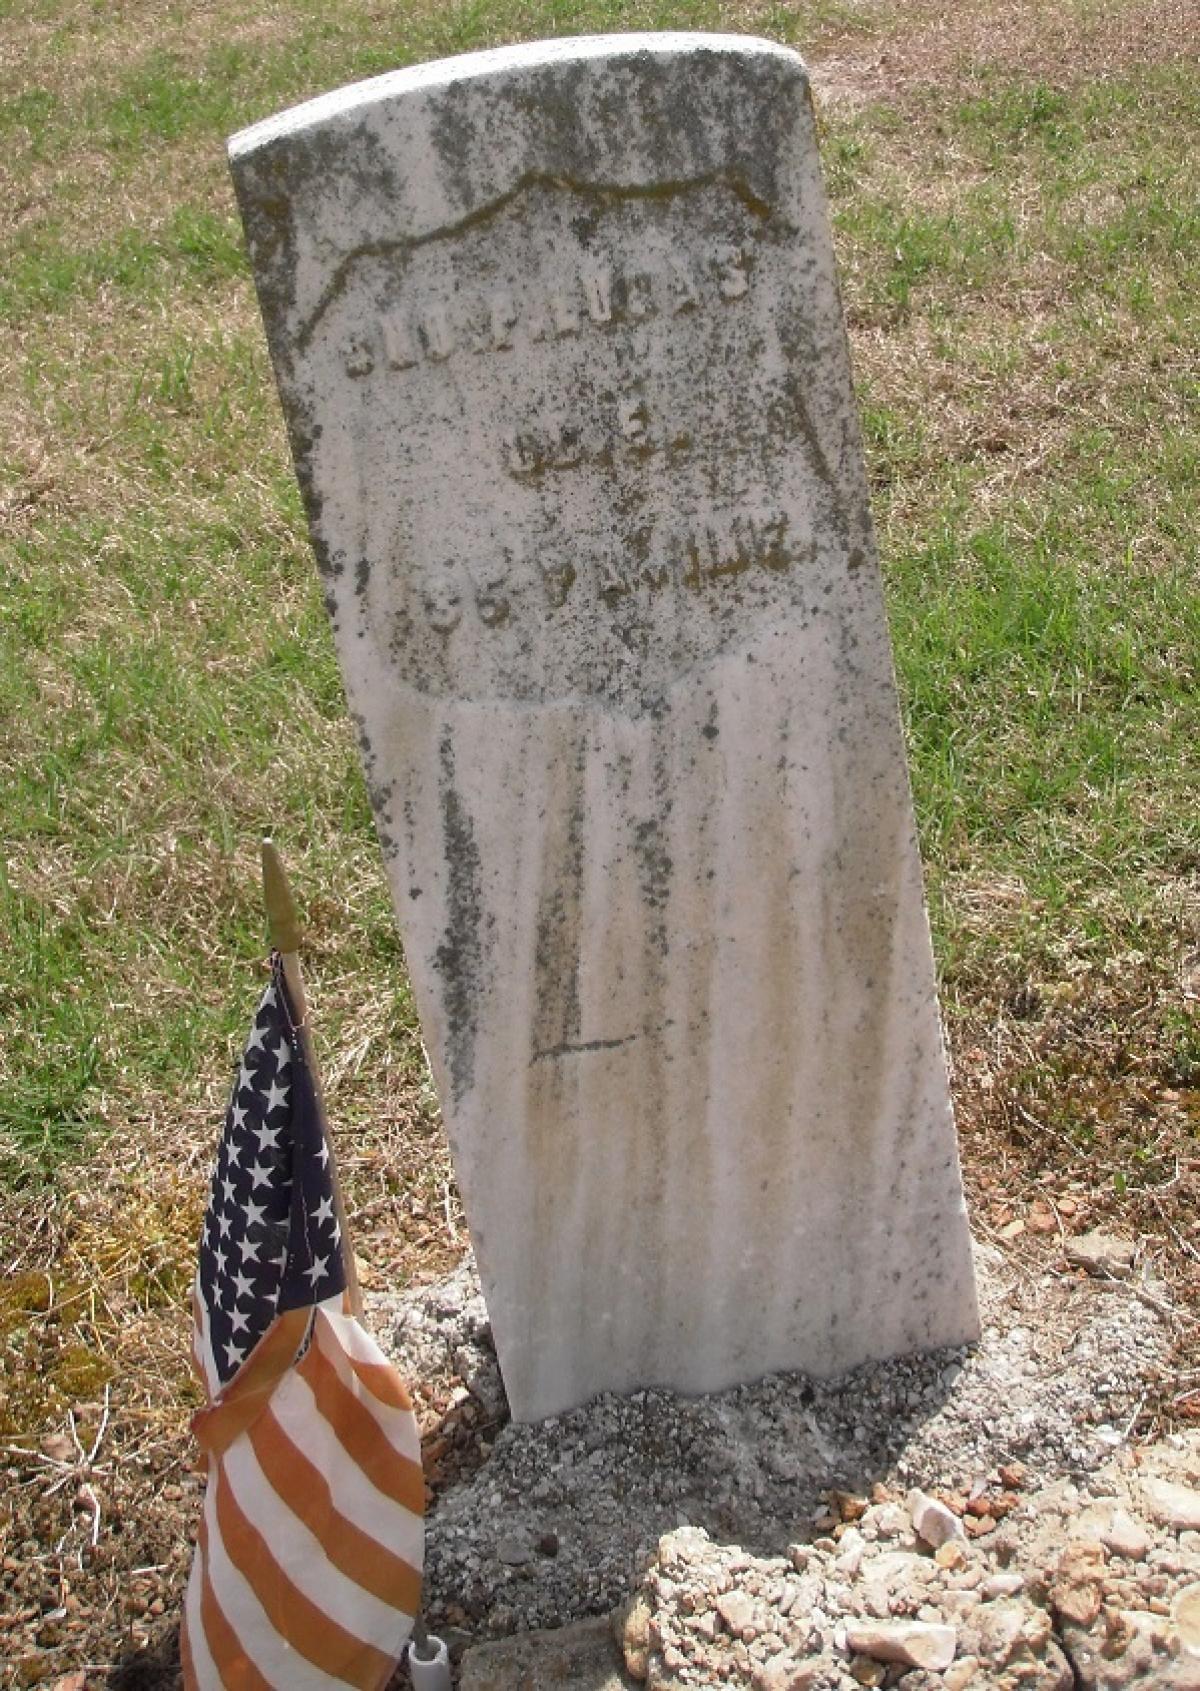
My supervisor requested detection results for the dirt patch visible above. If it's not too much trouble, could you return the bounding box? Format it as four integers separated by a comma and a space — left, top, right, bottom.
805, 0, 1200, 108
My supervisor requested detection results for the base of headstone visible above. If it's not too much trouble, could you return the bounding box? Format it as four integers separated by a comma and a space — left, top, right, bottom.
459, 1616, 633, 1690
376, 1242, 1171, 1648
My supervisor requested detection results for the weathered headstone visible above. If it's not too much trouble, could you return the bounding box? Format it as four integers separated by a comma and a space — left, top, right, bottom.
229, 33, 979, 1422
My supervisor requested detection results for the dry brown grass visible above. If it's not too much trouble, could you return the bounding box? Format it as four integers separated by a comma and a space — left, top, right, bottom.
806, 0, 1200, 106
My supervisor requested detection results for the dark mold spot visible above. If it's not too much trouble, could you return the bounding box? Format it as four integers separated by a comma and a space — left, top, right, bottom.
434, 730, 490, 1101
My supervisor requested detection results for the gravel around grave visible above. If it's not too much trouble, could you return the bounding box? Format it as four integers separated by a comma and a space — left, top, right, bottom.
377, 1241, 1198, 1686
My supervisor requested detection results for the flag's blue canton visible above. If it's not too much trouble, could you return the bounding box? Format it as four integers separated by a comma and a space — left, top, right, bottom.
198, 957, 347, 1386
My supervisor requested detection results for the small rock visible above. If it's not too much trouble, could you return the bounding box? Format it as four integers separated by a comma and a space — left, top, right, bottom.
835, 1528, 866, 1577
832, 1491, 869, 1522
460, 1616, 630, 1689
943, 1657, 981, 1691
716, 1589, 768, 1641
1051, 1542, 1107, 1627
972, 1599, 1050, 1666
1142, 1477, 1200, 1532
983, 1572, 1024, 1600
621, 1592, 653, 1680
1102, 1507, 1151, 1561
908, 1488, 966, 1549
753, 1654, 818, 1690
871, 1504, 911, 1540
844, 1620, 957, 1672
1173, 1582, 1200, 1655
496, 1534, 533, 1566
1064, 1231, 1136, 1279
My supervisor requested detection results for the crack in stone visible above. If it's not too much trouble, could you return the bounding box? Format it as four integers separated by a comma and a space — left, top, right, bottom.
529, 1031, 644, 1065
1049, 1609, 1088, 1691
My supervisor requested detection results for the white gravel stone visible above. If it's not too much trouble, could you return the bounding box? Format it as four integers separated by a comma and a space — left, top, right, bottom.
982, 1571, 1025, 1600
1143, 1478, 1200, 1532
1064, 1231, 1137, 1279
1103, 1506, 1153, 1561
843, 1619, 957, 1671
1173, 1582, 1200, 1655
908, 1488, 966, 1549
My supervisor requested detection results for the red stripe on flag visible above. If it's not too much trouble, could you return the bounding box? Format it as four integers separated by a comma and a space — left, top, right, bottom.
213, 1463, 396, 1685
248, 1407, 422, 1614
298, 1337, 426, 1515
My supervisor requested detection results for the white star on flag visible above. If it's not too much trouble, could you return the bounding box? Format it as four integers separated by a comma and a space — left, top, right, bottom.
264, 1078, 290, 1114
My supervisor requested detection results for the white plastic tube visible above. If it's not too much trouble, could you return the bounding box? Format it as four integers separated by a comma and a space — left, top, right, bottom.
407, 1632, 452, 1690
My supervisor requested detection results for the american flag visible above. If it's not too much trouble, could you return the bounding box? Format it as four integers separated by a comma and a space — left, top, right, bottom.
182, 955, 424, 1688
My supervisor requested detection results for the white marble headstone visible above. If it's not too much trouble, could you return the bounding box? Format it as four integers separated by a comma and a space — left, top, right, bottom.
229, 34, 979, 1422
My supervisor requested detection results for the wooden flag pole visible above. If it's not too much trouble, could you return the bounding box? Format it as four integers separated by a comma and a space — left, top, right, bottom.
261, 839, 363, 1320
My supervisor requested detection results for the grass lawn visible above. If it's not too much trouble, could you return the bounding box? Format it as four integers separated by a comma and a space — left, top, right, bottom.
1, 0, 1197, 1674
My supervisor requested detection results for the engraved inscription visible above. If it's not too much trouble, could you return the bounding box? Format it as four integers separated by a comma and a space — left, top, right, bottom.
501, 393, 689, 480
407, 510, 810, 642
314, 178, 844, 708
341, 245, 753, 379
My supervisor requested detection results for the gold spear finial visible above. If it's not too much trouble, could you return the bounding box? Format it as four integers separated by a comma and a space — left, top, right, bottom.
261, 837, 303, 957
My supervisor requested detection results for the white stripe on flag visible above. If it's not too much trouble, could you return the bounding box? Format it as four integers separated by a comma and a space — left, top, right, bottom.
271, 1370, 424, 1569
182, 1544, 221, 1690
202, 1481, 355, 1691
222, 1437, 413, 1657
